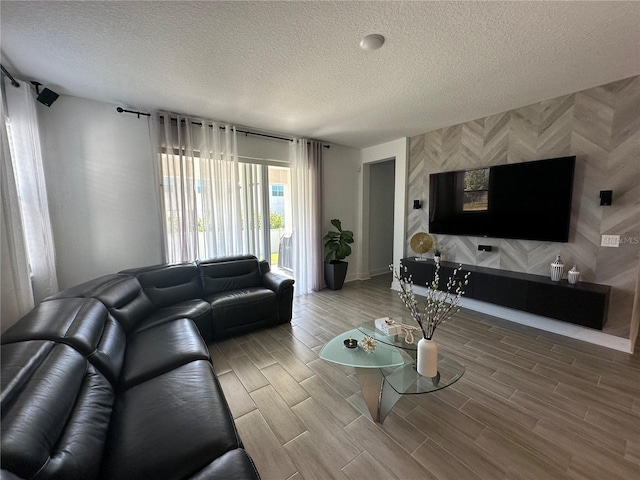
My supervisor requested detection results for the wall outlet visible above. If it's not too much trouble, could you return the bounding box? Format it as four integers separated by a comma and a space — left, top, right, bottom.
601, 235, 620, 247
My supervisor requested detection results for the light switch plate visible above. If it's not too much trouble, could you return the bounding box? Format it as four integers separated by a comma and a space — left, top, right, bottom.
601, 235, 620, 247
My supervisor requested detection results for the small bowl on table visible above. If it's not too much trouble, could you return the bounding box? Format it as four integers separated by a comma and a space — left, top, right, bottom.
343, 338, 358, 349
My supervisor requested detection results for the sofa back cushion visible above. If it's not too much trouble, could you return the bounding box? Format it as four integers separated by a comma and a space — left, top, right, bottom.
42, 274, 156, 334
121, 263, 204, 309
199, 256, 262, 295
44, 274, 130, 301
1, 341, 113, 480
1, 298, 125, 384
91, 276, 156, 333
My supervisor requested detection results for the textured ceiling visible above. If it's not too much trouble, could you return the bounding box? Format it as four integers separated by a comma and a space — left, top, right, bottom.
1, 1, 639, 148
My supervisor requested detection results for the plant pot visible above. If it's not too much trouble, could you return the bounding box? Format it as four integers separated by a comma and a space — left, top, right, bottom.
325, 261, 348, 290
416, 338, 438, 377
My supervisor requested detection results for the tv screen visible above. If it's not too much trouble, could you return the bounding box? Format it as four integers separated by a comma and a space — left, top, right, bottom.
429, 156, 575, 242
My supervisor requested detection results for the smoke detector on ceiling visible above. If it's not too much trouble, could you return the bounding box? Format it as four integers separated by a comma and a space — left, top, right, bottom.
360, 34, 385, 51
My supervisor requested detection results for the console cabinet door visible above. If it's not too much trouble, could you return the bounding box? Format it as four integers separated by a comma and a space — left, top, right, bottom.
526, 283, 608, 330
471, 272, 527, 310
437, 265, 474, 298
401, 259, 434, 288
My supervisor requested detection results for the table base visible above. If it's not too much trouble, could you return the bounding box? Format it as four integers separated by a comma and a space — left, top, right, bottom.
355, 367, 401, 423
355, 367, 442, 423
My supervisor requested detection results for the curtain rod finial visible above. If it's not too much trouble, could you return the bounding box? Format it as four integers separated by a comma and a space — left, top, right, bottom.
116, 106, 150, 118
1, 64, 20, 87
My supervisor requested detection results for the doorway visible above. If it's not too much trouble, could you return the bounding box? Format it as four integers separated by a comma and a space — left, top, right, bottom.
368, 159, 395, 276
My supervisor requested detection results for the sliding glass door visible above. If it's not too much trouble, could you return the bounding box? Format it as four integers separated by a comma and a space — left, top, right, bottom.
267, 166, 292, 274
163, 158, 291, 264
237, 163, 291, 269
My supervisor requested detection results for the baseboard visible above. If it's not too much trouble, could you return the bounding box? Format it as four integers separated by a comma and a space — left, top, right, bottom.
345, 272, 361, 283
369, 266, 391, 277
395, 284, 632, 353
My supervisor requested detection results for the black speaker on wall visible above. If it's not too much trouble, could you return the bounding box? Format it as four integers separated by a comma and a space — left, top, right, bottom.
30, 81, 59, 107
37, 88, 59, 107
600, 190, 613, 206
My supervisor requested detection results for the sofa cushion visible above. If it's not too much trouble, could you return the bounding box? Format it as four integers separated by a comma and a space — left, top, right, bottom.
207, 287, 278, 338
101, 360, 242, 480
121, 262, 204, 309
190, 449, 261, 479
1, 340, 54, 399
120, 319, 210, 389
1, 298, 106, 350
91, 276, 155, 332
0, 298, 125, 384
43, 273, 130, 301
133, 298, 212, 333
1, 342, 113, 480
200, 256, 263, 295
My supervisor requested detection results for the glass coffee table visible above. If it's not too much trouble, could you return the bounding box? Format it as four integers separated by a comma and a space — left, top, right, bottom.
357, 320, 423, 360
320, 325, 465, 423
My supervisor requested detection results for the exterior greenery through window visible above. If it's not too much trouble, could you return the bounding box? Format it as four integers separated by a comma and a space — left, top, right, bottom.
463, 168, 489, 211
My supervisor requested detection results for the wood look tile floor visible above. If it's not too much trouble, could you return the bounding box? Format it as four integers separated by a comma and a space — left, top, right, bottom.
209, 274, 640, 480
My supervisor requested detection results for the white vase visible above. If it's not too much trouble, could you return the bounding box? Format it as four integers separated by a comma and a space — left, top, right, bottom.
416, 338, 438, 377
568, 265, 580, 285
550, 255, 564, 282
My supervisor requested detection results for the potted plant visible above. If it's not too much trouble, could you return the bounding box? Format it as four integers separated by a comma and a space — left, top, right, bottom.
323, 219, 354, 290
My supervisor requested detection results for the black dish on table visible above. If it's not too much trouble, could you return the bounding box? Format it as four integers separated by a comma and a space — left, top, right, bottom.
343, 338, 358, 349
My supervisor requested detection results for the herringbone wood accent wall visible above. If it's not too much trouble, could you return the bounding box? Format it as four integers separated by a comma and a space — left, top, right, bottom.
407, 76, 640, 339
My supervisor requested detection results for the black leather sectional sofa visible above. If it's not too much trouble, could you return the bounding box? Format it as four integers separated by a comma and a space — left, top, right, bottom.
1, 255, 294, 479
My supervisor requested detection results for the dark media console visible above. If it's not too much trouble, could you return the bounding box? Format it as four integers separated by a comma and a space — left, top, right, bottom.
401, 257, 611, 330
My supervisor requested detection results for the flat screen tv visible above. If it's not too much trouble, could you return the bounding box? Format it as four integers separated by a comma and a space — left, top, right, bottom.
428, 156, 576, 242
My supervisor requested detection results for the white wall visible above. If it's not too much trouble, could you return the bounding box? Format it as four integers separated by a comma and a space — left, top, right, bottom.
322, 143, 361, 281
368, 160, 395, 276
38, 95, 164, 288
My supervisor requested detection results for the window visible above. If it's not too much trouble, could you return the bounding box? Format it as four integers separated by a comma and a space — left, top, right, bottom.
158, 119, 297, 273
267, 171, 291, 272
160, 154, 291, 265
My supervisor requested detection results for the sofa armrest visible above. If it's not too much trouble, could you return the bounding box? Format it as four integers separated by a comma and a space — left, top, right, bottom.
262, 271, 294, 324
262, 271, 294, 296
189, 449, 260, 479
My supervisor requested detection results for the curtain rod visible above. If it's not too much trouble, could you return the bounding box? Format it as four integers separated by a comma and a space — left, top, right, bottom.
116, 107, 150, 118
1, 64, 21, 88
161, 114, 330, 149
116, 106, 329, 148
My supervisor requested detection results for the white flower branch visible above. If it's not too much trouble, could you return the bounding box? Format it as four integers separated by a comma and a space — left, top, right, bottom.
390, 262, 470, 340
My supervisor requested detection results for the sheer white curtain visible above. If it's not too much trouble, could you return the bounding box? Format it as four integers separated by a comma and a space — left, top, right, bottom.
2, 80, 33, 328
1, 78, 58, 324
159, 114, 243, 262
238, 162, 266, 257
290, 139, 323, 294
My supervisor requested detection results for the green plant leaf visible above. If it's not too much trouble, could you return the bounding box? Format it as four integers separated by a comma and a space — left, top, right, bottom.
324, 218, 354, 262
